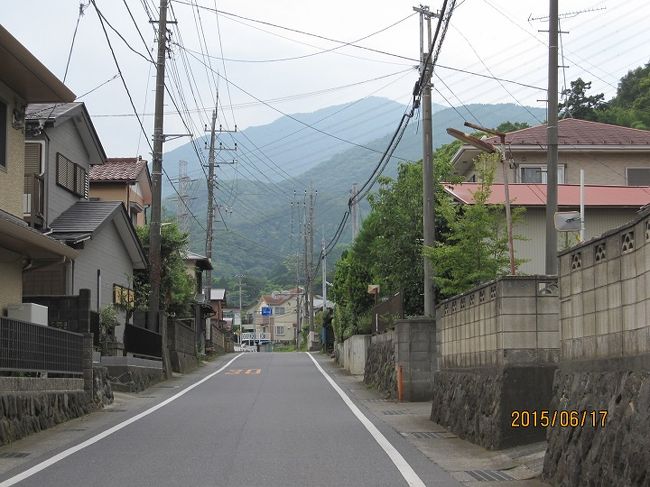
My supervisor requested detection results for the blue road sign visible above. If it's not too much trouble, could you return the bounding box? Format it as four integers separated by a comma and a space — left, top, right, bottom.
261, 306, 272, 316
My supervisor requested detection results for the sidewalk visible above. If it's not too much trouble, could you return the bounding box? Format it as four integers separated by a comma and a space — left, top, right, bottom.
316, 354, 550, 487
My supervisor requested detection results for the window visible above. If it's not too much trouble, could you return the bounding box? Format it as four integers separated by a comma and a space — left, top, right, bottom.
113, 284, 134, 306
275, 326, 285, 336
56, 153, 88, 198
0, 100, 6, 168
519, 164, 565, 184
274, 306, 285, 315
626, 168, 650, 186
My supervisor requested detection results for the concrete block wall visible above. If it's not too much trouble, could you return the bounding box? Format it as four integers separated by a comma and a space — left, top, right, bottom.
395, 319, 435, 401
342, 335, 370, 375
558, 211, 650, 360
436, 275, 560, 369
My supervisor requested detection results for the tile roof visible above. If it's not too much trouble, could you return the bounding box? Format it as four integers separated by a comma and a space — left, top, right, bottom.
262, 294, 292, 306
90, 157, 148, 182
484, 119, 650, 146
25, 102, 82, 120
444, 183, 650, 208
49, 201, 123, 239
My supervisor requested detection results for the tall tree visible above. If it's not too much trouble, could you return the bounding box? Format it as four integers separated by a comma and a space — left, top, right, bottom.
558, 78, 607, 120
423, 154, 523, 297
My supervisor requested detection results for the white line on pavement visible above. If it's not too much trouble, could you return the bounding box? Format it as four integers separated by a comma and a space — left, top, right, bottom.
0, 353, 244, 487
306, 353, 426, 487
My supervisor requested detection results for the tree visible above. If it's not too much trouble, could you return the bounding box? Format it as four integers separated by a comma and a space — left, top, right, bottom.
496, 121, 530, 133
423, 153, 523, 297
558, 78, 607, 120
601, 62, 650, 129
134, 222, 196, 318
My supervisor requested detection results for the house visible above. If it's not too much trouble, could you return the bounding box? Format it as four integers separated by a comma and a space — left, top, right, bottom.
183, 251, 213, 353
24, 201, 147, 348
249, 289, 302, 344
89, 156, 152, 226
208, 288, 227, 328
20, 100, 148, 353
23, 102, 106, 228
451, 119, 650, 186
443, 183, 650, 274
0, 25, 78, 317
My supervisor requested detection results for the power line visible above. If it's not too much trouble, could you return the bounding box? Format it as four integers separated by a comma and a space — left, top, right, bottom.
91, 0, 207, 233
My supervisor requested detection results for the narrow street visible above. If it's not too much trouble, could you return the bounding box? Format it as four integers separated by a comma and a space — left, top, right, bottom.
0, 353, 458, 487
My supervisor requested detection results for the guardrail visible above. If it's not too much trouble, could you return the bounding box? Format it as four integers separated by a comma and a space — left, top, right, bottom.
0, 317, 83, 375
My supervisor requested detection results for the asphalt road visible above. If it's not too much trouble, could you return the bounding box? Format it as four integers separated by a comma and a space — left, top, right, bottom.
0, 353, 459, 487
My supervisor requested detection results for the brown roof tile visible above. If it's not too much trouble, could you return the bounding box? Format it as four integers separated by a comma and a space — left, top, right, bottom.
90, 157, 148, 182
484, 119, 650, 146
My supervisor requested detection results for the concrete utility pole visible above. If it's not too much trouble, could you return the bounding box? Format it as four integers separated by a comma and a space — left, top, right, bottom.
309, 189, 315, 332
235, 274, 244, 346
546, 0, 559, 275
205, 109, 218, 296
322, 237, 327, 312
148, 0, 168, 343
205, 110, 236, 296
414, 4, 436, 317
351, 183, 359, 239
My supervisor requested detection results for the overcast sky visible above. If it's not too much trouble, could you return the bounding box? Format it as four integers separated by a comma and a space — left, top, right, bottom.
3, 0, 649, 160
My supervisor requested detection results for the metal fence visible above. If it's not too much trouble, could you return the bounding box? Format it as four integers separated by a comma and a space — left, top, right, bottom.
124, 323, 162, 359
0, 317, 83, 375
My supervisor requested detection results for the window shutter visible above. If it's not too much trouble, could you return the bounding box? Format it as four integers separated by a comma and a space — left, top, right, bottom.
24, 142, 42, 175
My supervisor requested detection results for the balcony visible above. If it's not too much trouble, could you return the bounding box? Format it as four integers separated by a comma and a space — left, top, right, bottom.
23, 174, 45, 228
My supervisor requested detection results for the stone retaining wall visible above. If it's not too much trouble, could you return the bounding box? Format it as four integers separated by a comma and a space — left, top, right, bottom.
0, 366, 113, 446
431, 275, 560, 449
364, 331, 396, 399
542, 358, 650, 486
430, 365, 556, 449
101, 356, 163, 393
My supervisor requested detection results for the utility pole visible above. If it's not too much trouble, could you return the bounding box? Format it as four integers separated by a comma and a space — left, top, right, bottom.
308, 189, 315, 332
303, 195, 309, 339
322, 237, 327, 312
148, 0, 170, 376
205, 110, 236, 296
414, 4, 436, 317
351, 183, 359, 239
546, 0, 559, 275
205, 109, 218, 297
236, 274, 244, 347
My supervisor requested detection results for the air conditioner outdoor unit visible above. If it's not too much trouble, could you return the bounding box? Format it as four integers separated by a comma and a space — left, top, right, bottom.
7, 303, 48, 326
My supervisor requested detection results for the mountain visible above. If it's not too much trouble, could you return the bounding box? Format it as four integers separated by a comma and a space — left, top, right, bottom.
162, 96, 445, 193
165, 101, 546, 284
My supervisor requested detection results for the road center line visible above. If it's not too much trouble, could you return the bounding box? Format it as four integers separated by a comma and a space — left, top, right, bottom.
306, 353, 426, 487
0, 353, 244, 487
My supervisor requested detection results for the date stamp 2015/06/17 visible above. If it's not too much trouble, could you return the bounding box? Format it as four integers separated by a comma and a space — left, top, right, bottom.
511, 410, 608, 428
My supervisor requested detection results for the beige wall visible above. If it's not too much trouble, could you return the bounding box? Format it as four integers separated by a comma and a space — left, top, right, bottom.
559, 210, 650, 360
0, 82, 26, 217
515, 207, 639, 275
90, 183, 147, 226
463, 149, 650, 186
0, 249, 23, 315
435, 276, 559, 369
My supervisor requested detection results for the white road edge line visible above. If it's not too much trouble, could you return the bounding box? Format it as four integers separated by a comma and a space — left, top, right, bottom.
0, 353, 245, 487
306, 352, 426, 487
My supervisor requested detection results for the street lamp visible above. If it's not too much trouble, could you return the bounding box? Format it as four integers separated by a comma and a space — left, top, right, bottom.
446, 122, 516, 275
